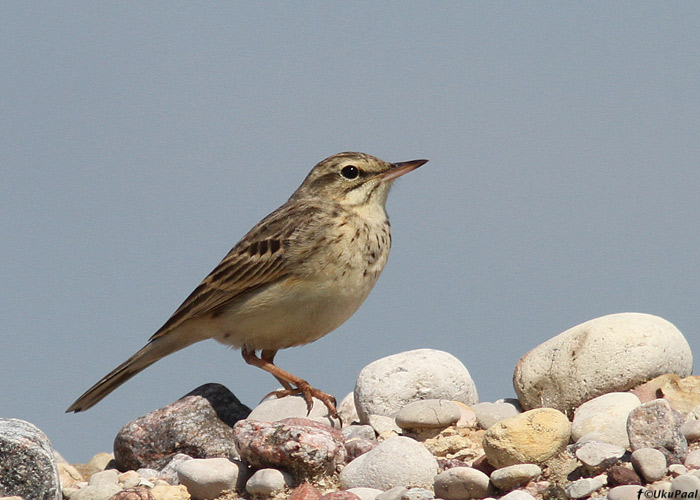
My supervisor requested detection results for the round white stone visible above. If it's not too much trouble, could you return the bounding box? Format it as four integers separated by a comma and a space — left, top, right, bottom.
339, 436, 438, 491
354, 349, 478, 422
513, 313, 692, 413
631, 448, 668, 483
395, 399, 461, 430
434, 467, 490, 499
571, 392, 641, 448
245, 468, 293, 496
177, 457, 242, 500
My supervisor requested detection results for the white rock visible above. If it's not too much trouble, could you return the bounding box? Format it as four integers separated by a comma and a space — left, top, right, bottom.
354, 349, 478, 422
72, 483, 122, 500
248, 395, 340, 427
375, 486, 409, 500
347, 487, 384, 500
514, 313, 692, 413
339, 436, 438, 490
343, 424, 377, 441
574, 441, 625, 469
472, 402, 520, 430
563, 474, 607, 498
499, 491, 537, 500
685, 449, 700, 469
395, 400, 461, 430
671, 474, 700, 495
338, 392, 361, 425
177, 457, 244, 499
631, 448, 668, 483
88, 469, 119, 486
433, 467, 491, 499
571, 392, 641, 448
245, 468, 293, 496
368, 415, 402, 435
681, 420, 700, 442
607, 485, 650, 500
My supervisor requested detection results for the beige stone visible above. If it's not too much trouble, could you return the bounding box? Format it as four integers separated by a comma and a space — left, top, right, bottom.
632, 374, 700, 415
150, 483, 190, 500
482, 408, 571, 468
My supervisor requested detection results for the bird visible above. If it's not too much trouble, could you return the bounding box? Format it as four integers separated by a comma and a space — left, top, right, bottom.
66, 152, 428, 418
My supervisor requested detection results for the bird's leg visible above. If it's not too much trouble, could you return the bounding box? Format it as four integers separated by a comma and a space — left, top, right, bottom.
241, 347, 339, 419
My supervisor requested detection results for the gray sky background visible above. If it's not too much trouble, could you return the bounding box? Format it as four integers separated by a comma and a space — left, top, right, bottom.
2, 3, 699, 463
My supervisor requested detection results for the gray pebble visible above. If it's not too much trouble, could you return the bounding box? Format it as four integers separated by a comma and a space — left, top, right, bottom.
574, 441, 625, 469
340, 437, 438, 490
627, 400, 688, 459
402, 488, 435, 500
376, 487, 409, 500
681, 420, 700, 442
472, 402, 520, 430
669, 464, 688, 476
395, 400, 461, 430
563, 474, 607, 499
368, 415, 402, 436
245, 468, 293, 496
248, 395, 340, 428
684, 449, 700, 469
670, 474, 700, 495
177, 457, 244, 499
489, 464, 542, 490
434, 467, 491, 499
338, 392, 361, 425
71, 483, 122, 500
631, 448, 668, 483
499, 491, 537, 500
342, 424, 377, 441
571, 392, 640, 449
346, 487, 383, 500
87, 470, 118, 486
158, 453, 193, 484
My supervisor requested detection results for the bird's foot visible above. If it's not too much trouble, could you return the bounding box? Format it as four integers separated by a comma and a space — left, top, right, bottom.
264, 380, 340, 422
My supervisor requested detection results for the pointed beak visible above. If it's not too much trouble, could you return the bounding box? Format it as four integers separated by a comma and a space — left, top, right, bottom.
381, 159, 429, 182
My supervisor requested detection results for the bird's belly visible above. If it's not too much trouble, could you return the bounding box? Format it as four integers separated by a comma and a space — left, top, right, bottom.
210, 272, 377, 351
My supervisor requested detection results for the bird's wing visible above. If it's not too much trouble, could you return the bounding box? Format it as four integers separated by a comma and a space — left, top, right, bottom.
149, 203, 314, 341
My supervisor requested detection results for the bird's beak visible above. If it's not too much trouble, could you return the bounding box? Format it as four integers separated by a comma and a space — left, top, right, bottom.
381, 159, 429, 182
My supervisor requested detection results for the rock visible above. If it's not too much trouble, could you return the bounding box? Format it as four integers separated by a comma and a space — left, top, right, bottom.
248, 395, 340, 428
669, 464, 688, 476
110, 488, 155, 500
482, 408, 571, 468
631, 448, 668, 483
395, 400, 461, 430
574, 441, 625, 469
176, 457, 244, 499
570, 392, 641, 448
684, 449, 700, 469
433, 467, 491, 499
563, 474, 607, 498
0, 418, 61, 500
472, 402, 520, 430
114, 383, 250, 470
632, 375, 700, 415
58, 462, 85, 489
233, 418, 345, 473
346, 488, 383, 500
607, 485, 650, 500
499, 491, 537, 500
342, 425, 376, 441
339, 436, 438, 490
72, 483, 122, 500
398, 488, 434, 500
319, 493, 361, 500
489, 464, 542, 490
354, 349, 478, 423
627, 399, 688, 459
681, 420, 700, 442
89, 453, 116, 471
149, 482, 190, 500
159, 454, 193, 485
513, 313, 692, 413
245, 468, 294, 496
346, 438, 378, 461
90, 470, 119, 486
670, 474, 700, 495
375, 486, 409, 500
453, 403, 478, 429
608, 466, 642, 486
289, 483, 322, 500
338, 393, 361, 426
367, 415, 402, 437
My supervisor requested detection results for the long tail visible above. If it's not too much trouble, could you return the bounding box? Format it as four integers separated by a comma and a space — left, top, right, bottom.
66, 332, 197, 412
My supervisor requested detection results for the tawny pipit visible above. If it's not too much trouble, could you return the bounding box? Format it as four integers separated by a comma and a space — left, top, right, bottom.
67, 152, 427, 417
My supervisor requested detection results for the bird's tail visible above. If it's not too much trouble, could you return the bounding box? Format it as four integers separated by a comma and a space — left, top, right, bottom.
66, 332, 197, 413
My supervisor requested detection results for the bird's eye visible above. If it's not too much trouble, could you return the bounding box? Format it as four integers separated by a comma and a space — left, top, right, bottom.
340, 165, 359, 179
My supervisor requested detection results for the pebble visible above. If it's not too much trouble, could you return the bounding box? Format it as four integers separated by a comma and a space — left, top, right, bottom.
670, 473, 700, 494
513, 313, 692, 413
176, 457, 244, 499
319, 492, 361, 500
452, 402, 478, 429
346, 487, 383, 500
353, 349, 479, 423
607, 485, 650, 500
668, 464, 688, 476
58, 462, 84, 489
337, 393, 361, 426
339, 436, 438, 490
343, 425, 377, 441
574, 441, 625, 469
489, 464, 542, 490
684, 449, 700, 469
72, 483, 122, 500
149, 482, 189, 500
110, 488, 155, 500
499, 491, 537, 500
433, 467, 491, 499
401, 488, 434, 500
631, 448, 668, 483
627, 399, 688, 459
0, 418, 61, 500
88, 452, 115, 471
245, 468, 293, 496
570, 392, 641, 448
681, 420, 700, 442
607, 465, 641, 486
562, 474, 607, 499
368, 415, 402, 436
89, 470, 119, 486
375, 486, 409, 500
471, 402, 520, 430
346, 438, 378, 461
248, 395, 340, 428
158, 454, 193, 485
289, 483, 322, 500
482, 408, 571, 468
114, 383, 250, 470
233, 417, 346, 473
395, 400, 461, 430
632, 374, 700, 415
